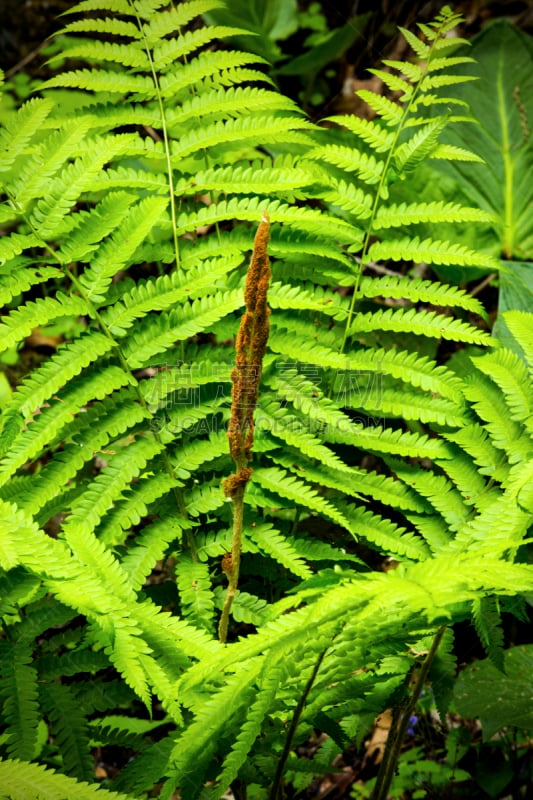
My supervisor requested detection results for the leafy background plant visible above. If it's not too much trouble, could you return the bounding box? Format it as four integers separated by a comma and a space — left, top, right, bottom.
0, 2, 532, 798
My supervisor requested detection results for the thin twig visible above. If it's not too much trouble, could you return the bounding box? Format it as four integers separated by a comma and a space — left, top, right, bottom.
371, 626, 447, 800
469, 272, 497, 298
269, 648, 327, 800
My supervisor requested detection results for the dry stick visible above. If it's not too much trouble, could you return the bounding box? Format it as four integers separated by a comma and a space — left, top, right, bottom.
371, 625, 447, 800
218, 212, 271, 644
269, 648, 327, 800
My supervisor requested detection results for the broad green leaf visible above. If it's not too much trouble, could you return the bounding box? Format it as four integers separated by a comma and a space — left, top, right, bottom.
454, 645, 533, 740
203, 0, 299, 63
429, 20, 533, 261
275, 15, 370, 77
493, 261, 533, 356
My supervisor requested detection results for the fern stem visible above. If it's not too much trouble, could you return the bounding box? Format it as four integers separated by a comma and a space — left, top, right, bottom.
371, 625, 447, 800
269, 648, 327, 800
129, 1, 181, 273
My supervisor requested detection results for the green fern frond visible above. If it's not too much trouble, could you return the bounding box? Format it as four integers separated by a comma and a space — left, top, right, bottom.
168, 85, 298, 127
0, 332, 116, 427
97, 472, 181, 546
174, 161, 315, 198
215, 656, 283, 791
0, 368, 132, 485
461, 370, 531, 461
256, 402, 352, 473
112, 738, 173, 796
79, 195, 169, 303
170, 115, 315, 161
428, 626, 457, 721
61, 435, 163, 557
318, 179, 374, 217
473, 349, 532, 424
362, 388, 467, 427
86, 165, 168, 194
343, 504, 430, 560
368, 68, 412, 98
399, 28, 430, 60
103, 253, 241, 335
324, 115, 395, 152
21, 392, 148, 517
166, 666, 263, 798
0, 264, 59, 306
120, 516, 185, 590
249, 524, 313, 580
273, 451, 424, 514
367, 236, 499, 269
0, 294, 88, 353
252, 466, 351, 529
0, 97, 54, 177
394, 117, 447, 174
381, 59, 423, 83
504, 311, 533, 372
309, 144, 384, 183
141, 0, 226, 36
357, 275, 487, 318
61, 6, 139, 29
37, 648, 110, 681
104, 616, 153, 707
28, 135, 137, 239
445, 422, 509, 482
472, 595, 505, 671
356, 90, 403, 126
160, 51, 269, 100
1, 4, 530, 795
348, 307, 490, 344
0, 640, 39, 760
121, 290, 243, 368
435, 444, 494, 511
373, 200, 493, 229
430, 143, 484, 162
224, 591, 270, 626
55, 40, 151, 70
41, 68, 157, 96
174, 197, 360, 242
175, 553, 215, 633
420, 73, 477, 92
0, 232, 40, 261
40, 681, 93, 780
9, 121, 91, 208
0, 758, 136, 800
169, 430, 229, 478
152, 26, 247, 68
387, 459, 468, 540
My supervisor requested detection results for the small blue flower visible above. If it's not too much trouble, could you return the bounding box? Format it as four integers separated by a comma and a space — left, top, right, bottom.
406, 714, 418, 736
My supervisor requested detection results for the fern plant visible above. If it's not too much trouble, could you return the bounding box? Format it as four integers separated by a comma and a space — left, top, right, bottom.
0, 2, 531, 798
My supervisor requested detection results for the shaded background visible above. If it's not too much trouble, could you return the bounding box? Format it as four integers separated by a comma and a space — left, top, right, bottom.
2, 0, 532, 83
